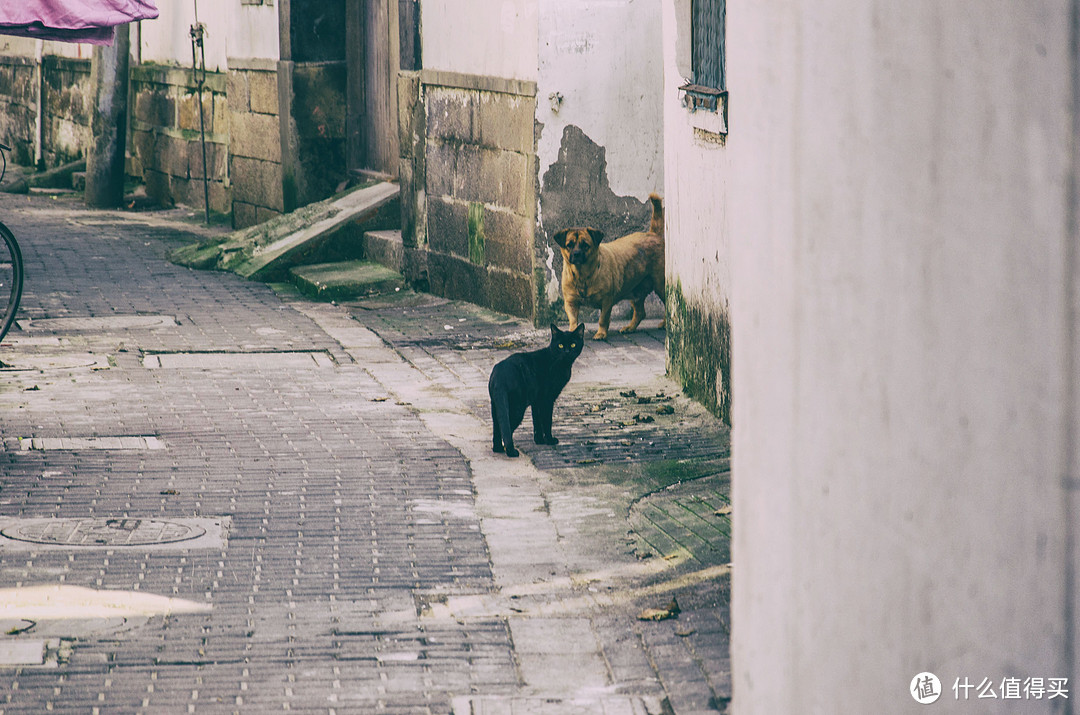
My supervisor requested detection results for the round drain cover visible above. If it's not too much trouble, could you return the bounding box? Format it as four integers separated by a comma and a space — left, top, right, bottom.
1, 518, 206, 546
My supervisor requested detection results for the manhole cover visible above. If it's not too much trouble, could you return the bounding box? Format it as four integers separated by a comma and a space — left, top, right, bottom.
18, 315, 177, 332
0, 354, 109, 371
1, 518, 206, 547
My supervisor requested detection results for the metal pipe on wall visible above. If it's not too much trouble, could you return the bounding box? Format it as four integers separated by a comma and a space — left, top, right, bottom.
190, 0, 210, 224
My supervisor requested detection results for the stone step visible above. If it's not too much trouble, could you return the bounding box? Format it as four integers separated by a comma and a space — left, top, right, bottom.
289, 259, 405, 302
361, 229, 404, 273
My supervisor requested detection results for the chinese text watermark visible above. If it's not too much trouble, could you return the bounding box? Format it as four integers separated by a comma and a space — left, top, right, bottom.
912, 673, 1069, 705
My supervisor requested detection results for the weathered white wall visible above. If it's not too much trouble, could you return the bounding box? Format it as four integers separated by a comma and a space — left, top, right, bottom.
224, 3, 279, 62
729, 1, 1078, 713
139, 3, 278, 70
659, 0, 729, 313
536, 0, 663, 199
0, 6, 279, 66
422, 0, 538, 81
658, 0, 731, 419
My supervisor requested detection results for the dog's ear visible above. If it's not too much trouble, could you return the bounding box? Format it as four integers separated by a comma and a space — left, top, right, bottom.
552, 229, 570, 248
587, 228, 605, 244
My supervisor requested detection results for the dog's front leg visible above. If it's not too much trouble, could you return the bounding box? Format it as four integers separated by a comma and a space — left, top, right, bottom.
594, 301, 614, 340
564, 300, 581, 332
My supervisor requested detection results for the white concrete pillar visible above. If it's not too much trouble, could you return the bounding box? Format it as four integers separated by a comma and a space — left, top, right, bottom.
729, 1, 1079, 712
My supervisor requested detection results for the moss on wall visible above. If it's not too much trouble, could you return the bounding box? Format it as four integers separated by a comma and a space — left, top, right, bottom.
667, 281, 731, 424
468, 202, 485, 264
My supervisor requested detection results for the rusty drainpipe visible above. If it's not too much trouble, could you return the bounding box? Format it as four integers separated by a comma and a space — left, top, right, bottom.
190, 0, 210, 224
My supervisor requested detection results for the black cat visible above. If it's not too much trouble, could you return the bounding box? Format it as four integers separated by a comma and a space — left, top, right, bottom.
488, 323, 586, 458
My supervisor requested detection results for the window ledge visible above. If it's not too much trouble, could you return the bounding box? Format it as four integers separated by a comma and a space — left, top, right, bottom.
679, 83, 728, 137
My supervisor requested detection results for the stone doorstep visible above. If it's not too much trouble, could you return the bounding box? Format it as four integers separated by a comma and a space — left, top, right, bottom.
289, 260, 405, 302
362, 229, 406, 273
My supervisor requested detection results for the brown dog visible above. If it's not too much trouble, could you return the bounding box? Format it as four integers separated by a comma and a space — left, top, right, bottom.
552, 194, 665, 340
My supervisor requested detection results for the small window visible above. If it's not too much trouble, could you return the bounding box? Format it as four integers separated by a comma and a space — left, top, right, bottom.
680, 0, 727, 132
691, 0, 725, 91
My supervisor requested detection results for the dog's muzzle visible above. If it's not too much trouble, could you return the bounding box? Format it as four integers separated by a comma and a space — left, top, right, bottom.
568, 250, 588, 266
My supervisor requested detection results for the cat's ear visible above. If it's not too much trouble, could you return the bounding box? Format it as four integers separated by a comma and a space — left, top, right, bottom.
587, 228, 604, 244
573, 323, 586, 337
552, 230, 570, 248
550, 323, 560, 338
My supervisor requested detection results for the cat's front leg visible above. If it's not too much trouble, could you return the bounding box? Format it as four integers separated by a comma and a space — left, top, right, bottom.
533, 401, 559, 445
532, 403, 547, 444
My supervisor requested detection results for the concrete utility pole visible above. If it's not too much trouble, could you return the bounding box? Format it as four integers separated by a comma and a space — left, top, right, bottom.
85, 24, 130, 208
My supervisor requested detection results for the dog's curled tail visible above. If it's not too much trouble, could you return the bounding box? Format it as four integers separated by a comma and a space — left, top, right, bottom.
648, 193, 664, 236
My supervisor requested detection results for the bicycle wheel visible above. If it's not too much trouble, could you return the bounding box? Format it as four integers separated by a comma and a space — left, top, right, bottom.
0, 221, 24, 344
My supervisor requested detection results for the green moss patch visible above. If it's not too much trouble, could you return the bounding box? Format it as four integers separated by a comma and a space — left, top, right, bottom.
667, 281, 731, 424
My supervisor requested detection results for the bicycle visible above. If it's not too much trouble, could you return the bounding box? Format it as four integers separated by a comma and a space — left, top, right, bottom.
0, 141, 24, 344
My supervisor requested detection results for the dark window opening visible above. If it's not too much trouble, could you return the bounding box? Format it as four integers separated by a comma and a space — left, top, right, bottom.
691, 0, 725, 91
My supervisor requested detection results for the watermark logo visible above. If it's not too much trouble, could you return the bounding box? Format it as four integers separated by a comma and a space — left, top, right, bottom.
912, 672, 942, 704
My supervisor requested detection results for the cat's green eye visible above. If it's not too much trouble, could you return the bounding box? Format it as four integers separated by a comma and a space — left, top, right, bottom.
558, 344, 563, 348
570, 343, 576, 348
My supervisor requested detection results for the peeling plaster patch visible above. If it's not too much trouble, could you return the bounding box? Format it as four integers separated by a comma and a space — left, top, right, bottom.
540, 125, 651, 241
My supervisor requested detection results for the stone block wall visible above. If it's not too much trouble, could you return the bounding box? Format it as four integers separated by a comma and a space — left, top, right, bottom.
420, 70, 537, 320
228, 59, 283, 227
398, 71, 425, 249
130, 64, 229, 215
0, 55, 96, 169
41, 56, 92, 167
0, 56, 38, 166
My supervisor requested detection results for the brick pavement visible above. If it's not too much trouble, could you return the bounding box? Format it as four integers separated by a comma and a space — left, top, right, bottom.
0, 192, 731, 714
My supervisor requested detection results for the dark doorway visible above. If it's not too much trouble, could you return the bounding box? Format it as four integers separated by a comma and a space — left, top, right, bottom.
346, 0, 402, 178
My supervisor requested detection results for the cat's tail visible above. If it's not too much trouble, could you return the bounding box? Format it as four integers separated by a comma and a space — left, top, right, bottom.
648, 193, 663, 236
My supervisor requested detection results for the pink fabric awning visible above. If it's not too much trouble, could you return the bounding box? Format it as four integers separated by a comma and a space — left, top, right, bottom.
0, 0, 158, 45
